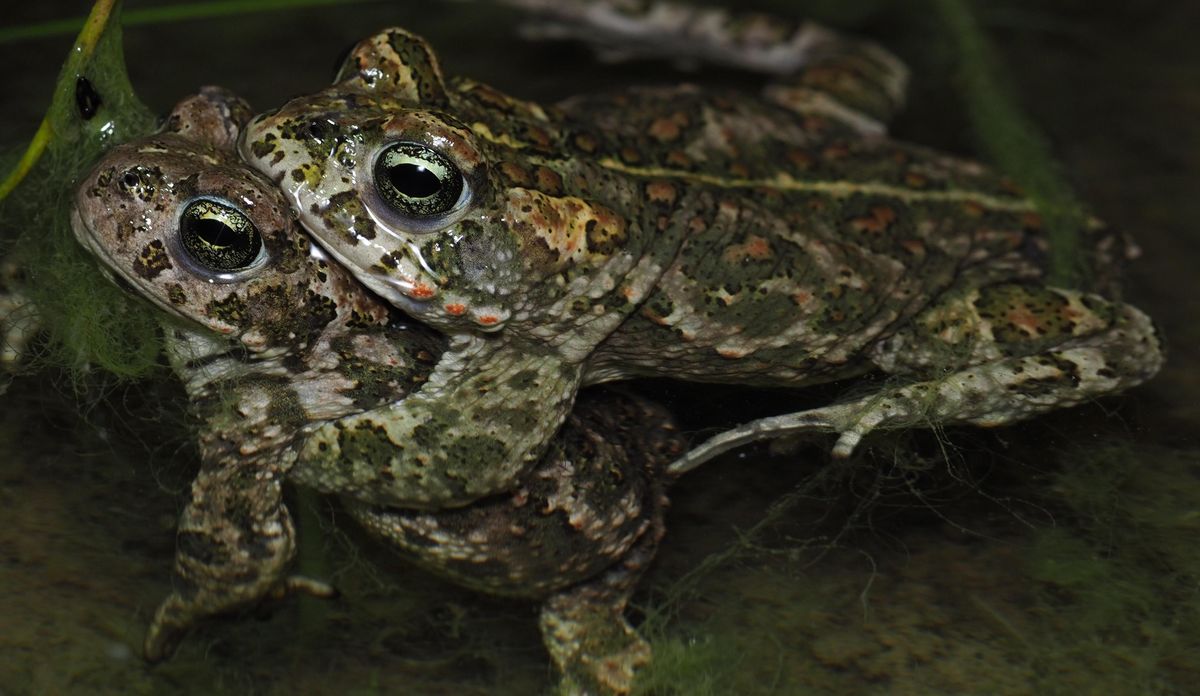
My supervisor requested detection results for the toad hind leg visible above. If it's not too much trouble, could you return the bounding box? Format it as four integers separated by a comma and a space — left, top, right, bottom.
539, 516, 662, 696
670, 284, 1162, 475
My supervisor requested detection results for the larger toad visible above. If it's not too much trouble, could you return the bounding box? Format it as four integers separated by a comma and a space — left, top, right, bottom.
240, 4, 1161, 495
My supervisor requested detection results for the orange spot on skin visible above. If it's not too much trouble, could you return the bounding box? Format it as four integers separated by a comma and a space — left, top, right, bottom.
1006, 306, 1044, 336
999, 178, 1025, 196
787, 148, 814, 170
645, 180, 678, 206
743, 236, 771, 259
717, 347, 748, 359
666, 150, 691, 167
477, 315, 500, 326
1021, 212, 1044, 230
525, 125, 553, 149
1061, 303, 1084, 322
899, 239, 926, 257
410, 284, 437, 300
499, 161, 533, 187
850, 205, 898, 234
534, 166, 563, 194
648, 112, 687, 141
802, 115, 830, 133
573, 133, 598, 153
444, 303, 467, 316
822, 142, 850, 160
722, 234, 774, 264
507, 189, 626, 268
963, 201, 986, 217
640, 305, 671, 326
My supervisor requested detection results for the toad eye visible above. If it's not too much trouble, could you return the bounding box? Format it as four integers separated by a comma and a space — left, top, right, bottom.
179, 198, 265, 274
372, 141, 466, 220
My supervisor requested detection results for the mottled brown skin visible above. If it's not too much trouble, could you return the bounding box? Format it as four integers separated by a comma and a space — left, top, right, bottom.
73, 86, 447, 660
72, 89, 686, 693
240, 4, 1160, 504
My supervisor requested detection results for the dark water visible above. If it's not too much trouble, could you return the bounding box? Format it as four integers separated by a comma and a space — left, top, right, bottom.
1, 1, 1197, 694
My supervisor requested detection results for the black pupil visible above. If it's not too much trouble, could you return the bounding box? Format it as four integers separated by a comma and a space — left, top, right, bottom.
179, 200, 261, 272
190, 218, 238, 248
373, 142, 464, 218
386, 163, 441, 199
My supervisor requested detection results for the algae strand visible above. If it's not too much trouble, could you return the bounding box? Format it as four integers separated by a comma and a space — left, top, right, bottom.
930, 0, 1091, 288
1, 0, 161, 380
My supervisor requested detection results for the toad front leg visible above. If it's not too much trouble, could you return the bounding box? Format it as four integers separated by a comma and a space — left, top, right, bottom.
293, 333, 585, 509
143, 378, 345, 661
143, 455, 333, 661
672, 283, 1163, 473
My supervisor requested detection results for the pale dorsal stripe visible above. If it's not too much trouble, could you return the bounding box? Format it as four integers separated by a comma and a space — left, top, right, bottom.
594, 158, 1037, 212
469, 121, 1036, 212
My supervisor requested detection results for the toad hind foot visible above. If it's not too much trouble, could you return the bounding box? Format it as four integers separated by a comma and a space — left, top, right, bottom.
539, 506, 663, 695
540, 597, 651, 696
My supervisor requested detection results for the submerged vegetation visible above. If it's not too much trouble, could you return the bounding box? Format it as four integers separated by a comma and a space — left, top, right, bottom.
627, 438, 1200, 694
929, 0, 1091, 288
1, 0, 159, 380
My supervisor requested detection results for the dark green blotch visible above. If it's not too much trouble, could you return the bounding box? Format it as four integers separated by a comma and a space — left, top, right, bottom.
167, 283, 188, 306
206, 292, 248, 327
444, 435, 510, 476
250, 138, 276, 158
506, 369, 540, 392
337, 421, 402, 465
